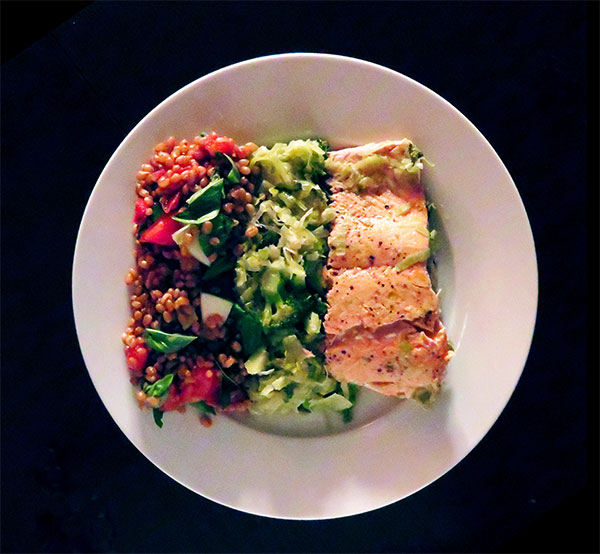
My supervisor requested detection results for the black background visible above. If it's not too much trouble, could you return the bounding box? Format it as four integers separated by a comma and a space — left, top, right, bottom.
1, 2, 597, 553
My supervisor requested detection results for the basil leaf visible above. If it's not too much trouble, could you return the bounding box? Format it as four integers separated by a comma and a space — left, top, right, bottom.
198, 214, 234, 255
172, 177, 224, 224
144, 329, 197, 353
216, 152, 240, 183
144, 373, 174, 397
202, 257, 237, 281
192, 401, 216, 415
173, 208, 220, 226
152, 408, 164, 428
186, 174, 225, 204
231, 304, 266, 356
150, 203, 164, 223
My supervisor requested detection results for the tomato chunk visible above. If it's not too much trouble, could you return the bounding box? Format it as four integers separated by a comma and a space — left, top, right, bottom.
140, 214, 182, 246
133, 198, 148, 224
200, 132, 238, 157
161, 358, 221, 411
126, 344, 148, 375
160, 191, 182, 214
161, 386, 181, 412
179, 364, 221, 406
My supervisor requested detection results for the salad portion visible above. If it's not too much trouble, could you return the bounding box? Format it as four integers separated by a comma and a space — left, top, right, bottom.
123, 133, 450, 428
236, 140, 356, 416
123, 134, 357, 427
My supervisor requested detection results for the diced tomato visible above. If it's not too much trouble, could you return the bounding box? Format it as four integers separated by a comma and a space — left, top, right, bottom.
133, 198, 148, 224
140, 214, 182, 246
189, 145, 208, 161
160, 191, 182, 214
213, 136, 236, 156
200, 132, 237, 157
161, 386, 181, 412
125, 344, 148, 375
179, 363, 221, 406
151, 169, 166, 182
161, 359, 221, 412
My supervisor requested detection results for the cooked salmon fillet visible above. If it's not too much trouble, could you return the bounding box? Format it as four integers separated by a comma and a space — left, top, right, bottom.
330, 189, 425, 222
325, 318, 451, 398
328, 215, 429, 269
324, 264, 439, 335
323, 139, 452, 400
326, 139, 420, 194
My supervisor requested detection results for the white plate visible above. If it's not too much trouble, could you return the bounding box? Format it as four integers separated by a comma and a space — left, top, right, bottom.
72, 53, 537, 519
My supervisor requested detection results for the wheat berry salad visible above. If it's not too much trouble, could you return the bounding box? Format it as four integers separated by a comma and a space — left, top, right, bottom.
123, 133, 452, 428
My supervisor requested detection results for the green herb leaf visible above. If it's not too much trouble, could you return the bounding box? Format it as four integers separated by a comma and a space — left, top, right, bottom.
152, 408, 164, 428
173, 208, 220, 226
201, 257, 237, 281
198, 213, 234, 255
231, 304, 266, 356
215, 152, 241, 184
144, 373, 174, 397
150, 203, 164, 223
192, 400, 217, 415
144, 329, 197, 353
172, 177, 224, 224
187, 174, 225, 204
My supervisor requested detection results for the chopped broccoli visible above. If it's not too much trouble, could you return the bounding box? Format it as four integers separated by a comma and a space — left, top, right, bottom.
236, 139, 353, 419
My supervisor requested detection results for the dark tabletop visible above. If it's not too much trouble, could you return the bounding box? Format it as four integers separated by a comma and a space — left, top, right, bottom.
1, 1, 596, 553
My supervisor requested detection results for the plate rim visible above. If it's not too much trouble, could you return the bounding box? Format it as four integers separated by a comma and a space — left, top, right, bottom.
72, 52, 539, 519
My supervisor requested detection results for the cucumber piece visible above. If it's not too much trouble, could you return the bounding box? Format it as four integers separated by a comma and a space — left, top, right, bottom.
200, 293, 233, 323
172, 224, 212, 266
245, 348, 269, 375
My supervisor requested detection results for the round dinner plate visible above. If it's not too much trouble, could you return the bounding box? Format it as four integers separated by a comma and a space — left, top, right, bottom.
72, 53, 538, 519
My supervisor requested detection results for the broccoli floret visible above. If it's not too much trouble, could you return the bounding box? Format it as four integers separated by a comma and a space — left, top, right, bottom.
258, 270, 305, 329
261, 295, 305, 328
260, 300, 298, 328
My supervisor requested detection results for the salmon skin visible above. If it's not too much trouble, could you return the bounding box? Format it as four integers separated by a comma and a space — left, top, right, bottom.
323, 140, 452, 399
